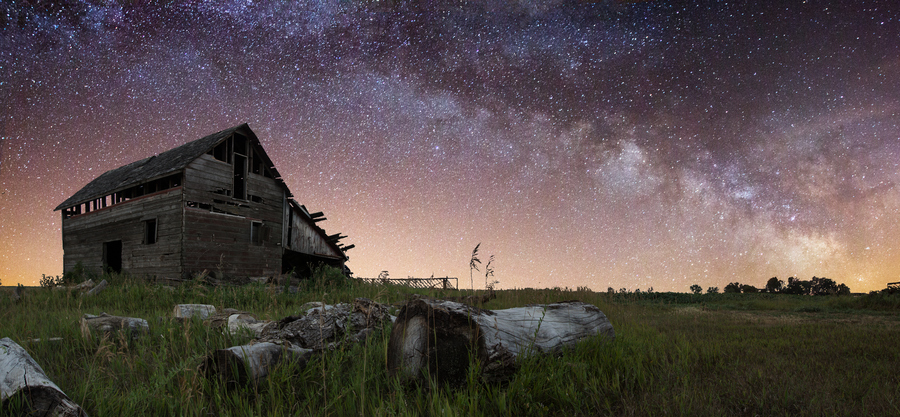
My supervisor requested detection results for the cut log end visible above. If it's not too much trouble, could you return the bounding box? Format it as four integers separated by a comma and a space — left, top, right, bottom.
387, 299, 487, 386
203, 342, 313, 386
0, 338, 88, 417
2, 387, 87, 417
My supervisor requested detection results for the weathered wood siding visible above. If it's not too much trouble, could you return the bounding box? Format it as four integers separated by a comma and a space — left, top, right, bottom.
286, 208, 343, 259
182, 154, 284, 278
61, 188, 183, 278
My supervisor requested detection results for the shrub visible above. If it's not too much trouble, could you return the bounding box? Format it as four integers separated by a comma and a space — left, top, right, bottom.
64, 261, 90, 285
39, 274, 65, 289
307, 263, 350, 289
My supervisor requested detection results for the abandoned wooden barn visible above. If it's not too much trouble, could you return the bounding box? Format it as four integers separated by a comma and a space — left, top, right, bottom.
54, 124, 352, 280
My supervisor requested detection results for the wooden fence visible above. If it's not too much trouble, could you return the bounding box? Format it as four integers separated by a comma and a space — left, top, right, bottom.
354, 277, 458, 290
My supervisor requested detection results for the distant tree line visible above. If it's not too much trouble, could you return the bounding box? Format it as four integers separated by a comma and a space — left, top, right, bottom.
875, 281, 900, 295
689, 276, 850, 296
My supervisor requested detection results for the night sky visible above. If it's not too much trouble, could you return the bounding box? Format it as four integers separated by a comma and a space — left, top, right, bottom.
2, 1, 899, 291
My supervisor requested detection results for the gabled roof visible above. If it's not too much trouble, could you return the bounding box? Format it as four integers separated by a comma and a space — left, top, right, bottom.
55, 124, 248, 211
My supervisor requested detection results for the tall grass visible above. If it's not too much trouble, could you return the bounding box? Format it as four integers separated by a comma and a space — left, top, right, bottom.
2, 273, 899, 416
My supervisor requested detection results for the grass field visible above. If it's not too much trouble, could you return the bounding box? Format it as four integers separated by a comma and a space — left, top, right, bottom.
2, 274, 899, 416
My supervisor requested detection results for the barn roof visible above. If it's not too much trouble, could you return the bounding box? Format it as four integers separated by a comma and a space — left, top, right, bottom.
55, 124, 248, 211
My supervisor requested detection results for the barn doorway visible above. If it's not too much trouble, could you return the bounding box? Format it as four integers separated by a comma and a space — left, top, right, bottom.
103, 240, 122, 273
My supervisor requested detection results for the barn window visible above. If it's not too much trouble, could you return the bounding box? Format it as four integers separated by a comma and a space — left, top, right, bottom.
144, 219, 158, 244
250, 221, 263, 245
233, 133, 248, 155
250, 147, 261, 175
210, 138, 231, 163
233, 154, 247, 200
232, 134, 249, 200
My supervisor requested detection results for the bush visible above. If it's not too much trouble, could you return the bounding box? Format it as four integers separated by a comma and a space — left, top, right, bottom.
39, 274, 65, 289
307, 263, 350, 289
64, 261, 90, 285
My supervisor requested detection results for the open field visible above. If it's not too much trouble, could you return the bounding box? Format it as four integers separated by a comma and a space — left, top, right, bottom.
2, 276, 899, 416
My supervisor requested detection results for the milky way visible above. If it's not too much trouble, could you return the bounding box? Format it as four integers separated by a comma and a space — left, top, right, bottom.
2, 1, 899, 291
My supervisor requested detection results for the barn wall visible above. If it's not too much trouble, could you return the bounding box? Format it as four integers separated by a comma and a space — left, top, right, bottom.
61, 188, 183, 278
182, 154, 284, 278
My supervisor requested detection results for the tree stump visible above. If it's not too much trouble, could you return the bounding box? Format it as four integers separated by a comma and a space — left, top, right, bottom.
387, 299, 615, 385
80, 313, 149, 340
0, 338, 88, 417
203, 342, 313, 385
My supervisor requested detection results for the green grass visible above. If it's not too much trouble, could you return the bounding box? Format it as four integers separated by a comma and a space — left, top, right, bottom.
2, 274, 900, 416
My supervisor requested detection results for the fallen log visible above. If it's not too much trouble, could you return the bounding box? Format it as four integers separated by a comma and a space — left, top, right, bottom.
205, 298, 394, 385
84, 279, 108, 297
0, 338, 88, 417
257, 297, 393, 349
203, 342, 313, 385
28, 338, 64, 344
204, 308, 247, 328
80, 313, 149, 340
55, 279, 94, 292
226, 314, 273, 338
174, 304, 216, 320
387, 299, 615, 385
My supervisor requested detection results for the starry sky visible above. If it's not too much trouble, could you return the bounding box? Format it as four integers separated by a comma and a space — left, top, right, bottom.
2, 1, 899, 292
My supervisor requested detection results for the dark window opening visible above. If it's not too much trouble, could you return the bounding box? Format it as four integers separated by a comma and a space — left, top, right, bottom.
103, 240, 123, 273
144, 219, 158, 244
249, 194, 263, 203
233, 154, 247, 200
185, 201, 212, 210
246, 144, 274, 178
249, 147, 260, 175
210, 138, 232, 163
251, 221, 263, 245
61, 171, 184, 220
286, 213, 293, 246
233, 133, 248, 156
